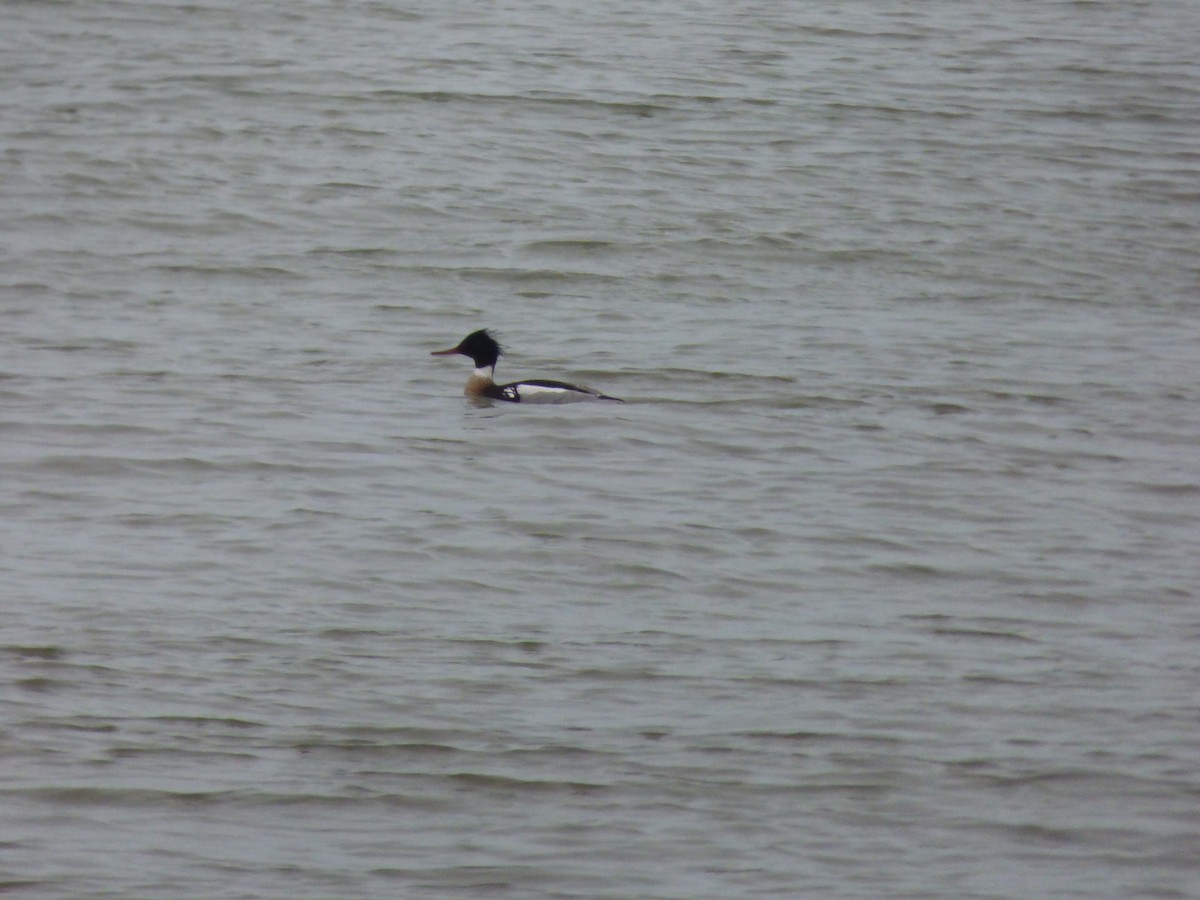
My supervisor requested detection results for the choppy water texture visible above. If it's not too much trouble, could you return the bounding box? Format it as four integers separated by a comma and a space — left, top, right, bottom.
3, 1, 1200, 897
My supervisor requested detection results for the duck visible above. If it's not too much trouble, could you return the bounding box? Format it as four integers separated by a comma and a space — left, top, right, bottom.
431, 329, 624, 404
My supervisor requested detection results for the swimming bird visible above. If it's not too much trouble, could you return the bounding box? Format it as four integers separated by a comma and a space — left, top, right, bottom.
431, 329, 624, 404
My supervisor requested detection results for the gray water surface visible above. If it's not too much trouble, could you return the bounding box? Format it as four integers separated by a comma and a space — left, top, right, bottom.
3, 1, 1199, 897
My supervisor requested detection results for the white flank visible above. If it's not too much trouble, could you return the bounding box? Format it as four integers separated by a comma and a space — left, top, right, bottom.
516, 383, 599, 404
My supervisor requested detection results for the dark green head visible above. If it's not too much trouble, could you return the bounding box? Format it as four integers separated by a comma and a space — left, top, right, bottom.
430, 329, 503, 368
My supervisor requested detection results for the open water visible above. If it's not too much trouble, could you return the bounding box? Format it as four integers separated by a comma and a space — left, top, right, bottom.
3, 1, 1199, 897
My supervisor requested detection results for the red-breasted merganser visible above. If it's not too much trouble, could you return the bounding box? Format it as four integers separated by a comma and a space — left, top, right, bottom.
431, 329, 624, 404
